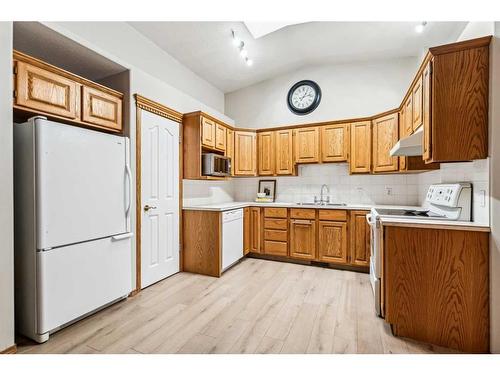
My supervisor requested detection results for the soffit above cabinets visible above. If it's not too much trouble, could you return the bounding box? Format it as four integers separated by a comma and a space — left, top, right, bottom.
128, 21, 468, 93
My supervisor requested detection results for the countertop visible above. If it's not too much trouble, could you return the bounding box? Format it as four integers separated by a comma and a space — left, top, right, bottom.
182, 201, 420, 212
182, 201, 490, 232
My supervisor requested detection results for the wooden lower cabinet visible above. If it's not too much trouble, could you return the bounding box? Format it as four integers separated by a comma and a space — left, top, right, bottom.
383, 225, 489, 353
349, 210, 370, 267
289, 219, 316, 260
318, 221, 348, 264
249, 207, 262, 253
243, 207, 251, 255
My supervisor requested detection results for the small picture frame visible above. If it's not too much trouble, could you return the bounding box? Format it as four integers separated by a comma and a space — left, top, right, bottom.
258, 179, 277, 201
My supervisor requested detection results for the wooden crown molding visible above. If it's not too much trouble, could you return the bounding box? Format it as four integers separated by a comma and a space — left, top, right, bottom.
429, 35, 492, 56
134, 94, 183, 123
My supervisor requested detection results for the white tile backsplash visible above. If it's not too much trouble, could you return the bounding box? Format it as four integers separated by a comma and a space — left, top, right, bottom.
183, 159, 490, 225
232, 164, 421, 206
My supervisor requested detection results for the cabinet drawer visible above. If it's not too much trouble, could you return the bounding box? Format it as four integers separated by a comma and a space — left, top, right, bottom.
264, 229, 287, 242
290, 208, 316, 220
264, 218, 288, 230
264, 207, 287, 218
264, 240, 288, 256
82, 86, 122, 132
318, 210, 347, 221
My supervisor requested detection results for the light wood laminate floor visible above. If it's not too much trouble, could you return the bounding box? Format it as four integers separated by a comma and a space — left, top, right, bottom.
17, 258, 455, 354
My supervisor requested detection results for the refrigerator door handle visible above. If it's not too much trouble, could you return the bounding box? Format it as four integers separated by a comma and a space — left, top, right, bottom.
112, 232, 134, 241
125, 164, 132, 218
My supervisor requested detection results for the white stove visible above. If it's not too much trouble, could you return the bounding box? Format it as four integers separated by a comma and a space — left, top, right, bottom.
367, 183, 472, 317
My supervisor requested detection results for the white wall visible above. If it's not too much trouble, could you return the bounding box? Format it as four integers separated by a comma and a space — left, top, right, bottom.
457, 22, 494, 42
0, 22, 15, 352
183, 180, 235, 206
43, 22, 226, 115
225, 57, 419, 128
489, 22, 500, 354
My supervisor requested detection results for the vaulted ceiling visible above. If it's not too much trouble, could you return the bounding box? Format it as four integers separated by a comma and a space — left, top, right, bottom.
129, 22, 467, 93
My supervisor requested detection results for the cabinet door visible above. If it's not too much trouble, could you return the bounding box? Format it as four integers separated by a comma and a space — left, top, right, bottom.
243, 207, 251, 255
321, 123, 349, 162
226, 129, 235, 176
275, 129, 294, 175
250, 207, 261, 253
201, 117, 216, 148
422, 60, 432, 162
290, 219, 316, 260
82, 86, 123, 132
398, 109, 407, 171
404, 95, 413, 136
349, 211, 370, 267
215, 123, 227, 151
234, 131, 257, 176
349, 121, 371, 174
372, 113, 399, 173
294, 127, 320, 163
15, 61, 80, 120
258, 131, 275, 175
412, 76, 423, 131
318, 221, 348, 264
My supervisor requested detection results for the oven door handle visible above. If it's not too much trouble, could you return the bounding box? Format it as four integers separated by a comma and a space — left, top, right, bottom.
366, 213, 372, 225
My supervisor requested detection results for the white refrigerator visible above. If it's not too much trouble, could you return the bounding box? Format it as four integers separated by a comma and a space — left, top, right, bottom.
14, 117, 133, 343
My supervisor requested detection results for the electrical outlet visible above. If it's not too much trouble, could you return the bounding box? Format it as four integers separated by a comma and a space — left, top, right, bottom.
386, 187, 393, 196
479, 189, 486, 207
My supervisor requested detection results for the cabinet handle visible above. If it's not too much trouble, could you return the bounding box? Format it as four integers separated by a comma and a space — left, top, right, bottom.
293, 219, 312, 224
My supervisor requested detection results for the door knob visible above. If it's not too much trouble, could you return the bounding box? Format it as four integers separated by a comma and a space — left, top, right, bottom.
144, 204, 157, 212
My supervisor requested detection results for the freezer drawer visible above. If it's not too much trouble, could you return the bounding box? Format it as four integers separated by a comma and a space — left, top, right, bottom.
36, 234, 132, 335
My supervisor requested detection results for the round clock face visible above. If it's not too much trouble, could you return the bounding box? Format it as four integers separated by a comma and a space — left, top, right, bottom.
287, 80, 321, 115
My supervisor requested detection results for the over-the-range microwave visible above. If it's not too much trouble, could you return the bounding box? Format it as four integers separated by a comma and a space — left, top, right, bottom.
202, 153, 231, 177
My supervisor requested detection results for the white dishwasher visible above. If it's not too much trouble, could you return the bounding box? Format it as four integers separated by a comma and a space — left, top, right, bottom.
221, 208, 244, 271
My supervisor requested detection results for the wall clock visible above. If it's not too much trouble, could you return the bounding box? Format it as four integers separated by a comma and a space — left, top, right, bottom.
287, 80, 322, 115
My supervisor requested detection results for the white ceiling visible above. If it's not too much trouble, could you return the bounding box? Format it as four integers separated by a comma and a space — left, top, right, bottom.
129, 22, 467, 93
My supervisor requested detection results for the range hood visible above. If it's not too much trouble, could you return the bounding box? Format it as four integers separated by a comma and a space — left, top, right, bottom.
390, 126, 423, 156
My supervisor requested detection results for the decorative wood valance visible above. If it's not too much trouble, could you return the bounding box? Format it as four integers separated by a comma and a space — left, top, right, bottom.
134, 94, 183, 123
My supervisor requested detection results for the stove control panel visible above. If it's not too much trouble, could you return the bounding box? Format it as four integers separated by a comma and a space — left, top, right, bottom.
426, 183, 471, 208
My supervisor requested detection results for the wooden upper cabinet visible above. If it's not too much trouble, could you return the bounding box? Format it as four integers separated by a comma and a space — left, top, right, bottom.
372, 113, 399, 173
294, 126, 320, 163
412, 76, 423, 131
318, 221, 348, 264
349, 210, 370, 267
249, 207, 262, 253
258, 131, 275, 175
201, 117, 216, 148
290, 218, 316, 260
422, 60, 432, 162
426, 37, 489, 162
321, 123, 349, 162
82, 86, 122, 131
234, 131, 257, 176
275, 129, 294, 175
215, 123, 227, 151
226, 129, 234, 175
15, 61, 80, 120
349, 121, 372, 174
404, 95, 413, 136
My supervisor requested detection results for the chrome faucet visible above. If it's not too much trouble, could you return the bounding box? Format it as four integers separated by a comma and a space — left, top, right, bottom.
314, 184, 330, 205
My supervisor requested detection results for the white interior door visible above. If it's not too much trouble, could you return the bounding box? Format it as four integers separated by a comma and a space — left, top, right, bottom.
140, 110, 180, 288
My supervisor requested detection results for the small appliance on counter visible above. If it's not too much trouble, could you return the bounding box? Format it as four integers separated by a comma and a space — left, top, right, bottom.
255, 192, 273, 203
202, 152, 231, 177
366, 182, 472, 316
